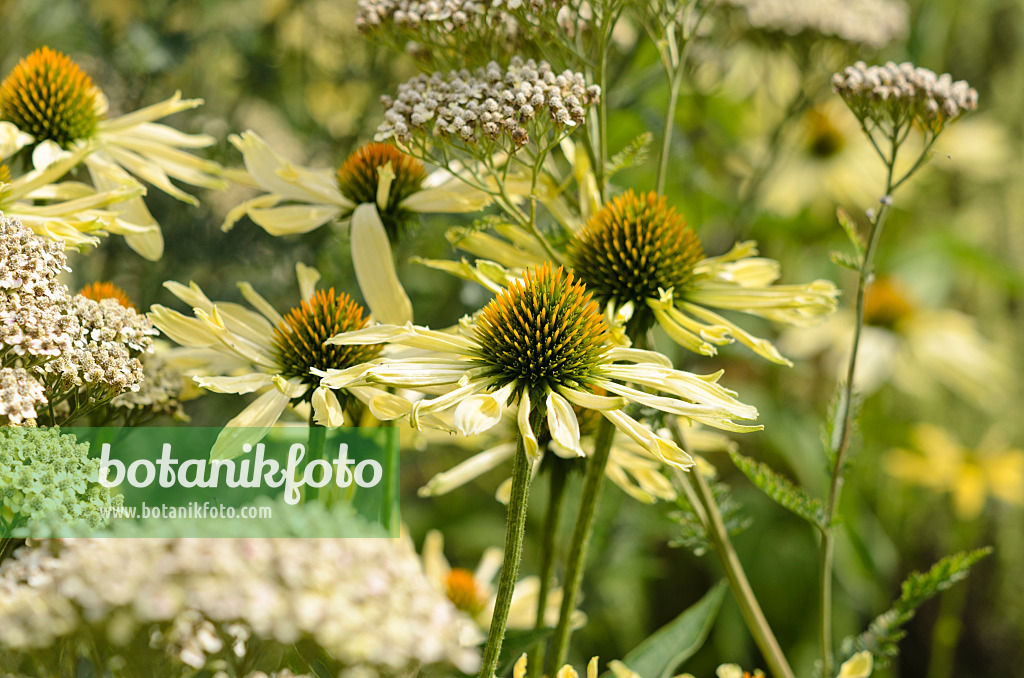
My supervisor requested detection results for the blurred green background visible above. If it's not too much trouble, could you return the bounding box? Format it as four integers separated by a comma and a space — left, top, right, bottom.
3, 0, 1021, 676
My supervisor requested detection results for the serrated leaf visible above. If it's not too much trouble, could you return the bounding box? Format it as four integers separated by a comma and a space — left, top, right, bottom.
496, 628, 554, 677
836, 208, 866, 258
840, 548, 992, 667
611, 581, 726, 678
606, 132, 654, 178
729, 452, 827, 529
829, 250, 861, 271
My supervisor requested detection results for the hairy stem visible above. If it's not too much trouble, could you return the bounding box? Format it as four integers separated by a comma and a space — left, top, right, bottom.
529, 460, 570, 678
545, 415, 615, 673
478, 435, 533, 678
670, 422, 796, 678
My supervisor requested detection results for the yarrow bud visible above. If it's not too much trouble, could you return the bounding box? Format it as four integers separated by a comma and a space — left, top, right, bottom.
377, 57, 599, 152
832, 61, 978, 132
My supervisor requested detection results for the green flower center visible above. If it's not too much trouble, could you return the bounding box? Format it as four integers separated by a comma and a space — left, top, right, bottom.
569, 190, 703, 333
0, 47, 101, 148
473, 264, 608, 398
336, 142, 427, 242
272, 289, 382, 388
806, 108, 845, 159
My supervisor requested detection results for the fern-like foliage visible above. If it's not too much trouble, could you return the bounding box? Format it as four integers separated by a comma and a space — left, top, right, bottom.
669, 479, 750, 557
606, 132, 653, 178
729, 451, 828, 530
840, 547, 992, 667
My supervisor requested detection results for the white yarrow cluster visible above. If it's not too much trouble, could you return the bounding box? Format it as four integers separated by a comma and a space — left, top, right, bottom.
0, 367, 46, 425
0, 214, 75, 362
722, 0, 908, 48
378, 57, 599, 149
0, 537, 479, 676
833, 61, 978, 124
357, 0, 556, 32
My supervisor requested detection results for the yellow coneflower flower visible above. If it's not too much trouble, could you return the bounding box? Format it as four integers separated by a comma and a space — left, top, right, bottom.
79, 281, 135, 309
884, 423, 1024, 521
420, 530, 584, 645
568, 190, 838, 365
149, 263, 398, 458
224, 132, 497, 325
779, 276, 1009, 408
0, 47, 225, 259
320, 264, 759, 471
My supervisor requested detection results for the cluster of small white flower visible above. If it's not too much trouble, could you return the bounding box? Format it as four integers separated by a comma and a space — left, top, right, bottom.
0, 215, 75, 362
0, 428, 120, 529
378, 57, 599, 149
0, 367, 45, 425
0, 537, 479, 676
833, 61, 978, 127
721, 0, 908, 49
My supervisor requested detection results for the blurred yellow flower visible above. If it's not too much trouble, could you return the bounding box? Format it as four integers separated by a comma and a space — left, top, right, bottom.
884, 423, 1024, 520
779, 276, 1009, 409
420, 530, 584, 645
513, 654, 599, 678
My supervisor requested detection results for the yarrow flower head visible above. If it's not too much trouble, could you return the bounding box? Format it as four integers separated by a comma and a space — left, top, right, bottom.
0, 427, 120, 531
719, 0, 908, 49
0, 536, 479, 675
569, 191, 839, 364
321, 264, 759, 471
377, 57, 600, 152
832, 61, 978, 134
0, 214, 75, 365
149, 264, 402, 458
225, 134, 496, 325
0, 367, 46, 425
0, 47, 225, 260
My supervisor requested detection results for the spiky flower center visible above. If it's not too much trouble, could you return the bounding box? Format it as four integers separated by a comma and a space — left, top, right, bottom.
0, 47, 101, 148
474, 264, 608, 397
79, 282, 135, 310
445, 568, 485, 616
806, 107, 845, 159
863, 278, 914, 329
337, 142, 427, 242
272, 289, 382, 387
569, 190, 703, 332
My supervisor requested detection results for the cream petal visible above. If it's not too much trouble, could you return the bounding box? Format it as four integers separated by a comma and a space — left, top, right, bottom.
295, 262, 321, 301
836, 651, 873, 678
0, 121, 32, 159
272, 375, 308, 398
557, 385, 627, 411
546, 391, 583, 456
312, 386, 345, 426
418, 443, 516, 497
210, 388, 291, 460
237, 282, 285, 327
221, 194, 281, 232
148, 305, 219, 348
248, 204, 341, 235
194, 373, 274, 394
454, 383, 513, 436
517, 388, 540, 459
421, 530, 451, 585
229, 130, 350, 206
351, 204, 413, 325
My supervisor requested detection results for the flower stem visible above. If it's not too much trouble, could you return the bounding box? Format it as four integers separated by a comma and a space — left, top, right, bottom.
529, 459, 570, 678
545, 415, 615, 673
819, 138, 899, 677
479, 435, 533, 678
670, 422, 796, 678
304, 411, 327, 504
656, 57, 686, 196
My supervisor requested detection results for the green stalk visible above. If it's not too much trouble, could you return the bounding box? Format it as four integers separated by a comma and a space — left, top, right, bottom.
545, 415, 615, 673
655, 58, 686, 196
304, 410, 327, 504
670, 422, 795, 678
819, 131, 900, 678
478, 435, 533, 678
529, 460, 570, 678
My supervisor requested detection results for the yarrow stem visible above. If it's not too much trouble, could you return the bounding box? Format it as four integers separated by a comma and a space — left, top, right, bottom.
669, 420, 796, 678
478, 434, 533, 678
545, 415, 615, 674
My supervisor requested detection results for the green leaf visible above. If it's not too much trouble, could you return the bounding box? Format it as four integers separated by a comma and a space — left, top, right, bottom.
840, 548, 992, 667
606, 132, 654, 178
836, 208, 866, 259
729, 452, 827, 529
829, 250, 861, 271
496, 628, 554, 677
612, 581, 726, 678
